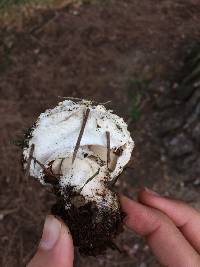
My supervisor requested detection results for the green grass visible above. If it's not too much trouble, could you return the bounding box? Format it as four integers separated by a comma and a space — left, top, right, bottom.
0, 0, 55, 9
0, 0, 96, 24
129, 92, 143, 122
128, 78, 150, 122
11, 127, 34, 149
0, 0, 93, 10
0, 0, 73, 26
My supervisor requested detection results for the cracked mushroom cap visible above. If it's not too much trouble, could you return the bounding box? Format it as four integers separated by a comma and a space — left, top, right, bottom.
23, 100, 134, 206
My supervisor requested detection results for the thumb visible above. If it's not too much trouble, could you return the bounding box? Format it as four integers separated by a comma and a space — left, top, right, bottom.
27, 215, 74, 267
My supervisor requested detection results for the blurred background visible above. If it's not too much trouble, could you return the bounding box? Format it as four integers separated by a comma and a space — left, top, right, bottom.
0, 0, 200, 266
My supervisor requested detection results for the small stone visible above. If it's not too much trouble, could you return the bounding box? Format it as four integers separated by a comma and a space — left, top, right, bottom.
0, 214, 4, 220
194, 81, 200, 88
72, 10, 79, 16
193, 178, 200, 186
160, 117, 183, 134
133, 243, 139, 252
172, 83, 179, 89
123, 243, 139, 256
192, 159, 200, 175
192, 123, 200, 144
34, 48, 40, 55
160, 154, 166, 162
143, 245, 149, 251
165, 133, 194, 158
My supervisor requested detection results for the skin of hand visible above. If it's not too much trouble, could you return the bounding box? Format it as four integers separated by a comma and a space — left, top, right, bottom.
27, 215, 74, 267
27, 188, 200, 267
121, 188, 200, 267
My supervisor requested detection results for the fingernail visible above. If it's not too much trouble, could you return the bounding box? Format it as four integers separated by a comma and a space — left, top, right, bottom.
144, 187, 160, 196
39, 215, 61, 250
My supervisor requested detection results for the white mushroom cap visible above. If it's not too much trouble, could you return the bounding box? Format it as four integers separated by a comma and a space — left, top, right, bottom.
23, 100, 134, 207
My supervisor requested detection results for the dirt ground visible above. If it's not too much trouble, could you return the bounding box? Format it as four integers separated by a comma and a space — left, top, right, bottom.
1, 0, 200, 266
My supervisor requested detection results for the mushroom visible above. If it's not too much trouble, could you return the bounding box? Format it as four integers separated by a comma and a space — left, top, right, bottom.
23, 99, 134, 255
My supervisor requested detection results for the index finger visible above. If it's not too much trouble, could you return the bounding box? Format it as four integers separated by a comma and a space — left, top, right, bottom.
120, 196, 200, 267
139, 188, 200, 253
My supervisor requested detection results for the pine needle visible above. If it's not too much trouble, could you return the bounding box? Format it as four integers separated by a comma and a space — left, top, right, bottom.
106, 131, 111, 169
79, 168, 100, 193
72, 108, 90, 164
25, 144, 35, 178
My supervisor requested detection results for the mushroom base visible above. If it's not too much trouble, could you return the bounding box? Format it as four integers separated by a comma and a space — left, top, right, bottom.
51, 186, 124, 256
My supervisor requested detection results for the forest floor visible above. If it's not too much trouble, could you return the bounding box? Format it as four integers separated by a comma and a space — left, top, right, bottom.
0, 0, 200, 266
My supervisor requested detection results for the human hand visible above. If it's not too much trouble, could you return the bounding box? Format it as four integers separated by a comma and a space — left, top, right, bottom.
27, 189, 200, 267
121, 188, 200, 267
27, 215, 74, 267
